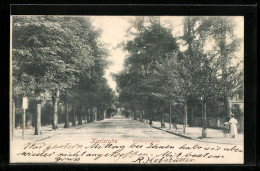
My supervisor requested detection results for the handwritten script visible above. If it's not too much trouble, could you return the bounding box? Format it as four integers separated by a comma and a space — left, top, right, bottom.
14, 141, 243, 164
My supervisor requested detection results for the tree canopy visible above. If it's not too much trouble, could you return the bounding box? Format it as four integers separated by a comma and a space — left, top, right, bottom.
115, 16, 243, 120
12, 16, 115, 110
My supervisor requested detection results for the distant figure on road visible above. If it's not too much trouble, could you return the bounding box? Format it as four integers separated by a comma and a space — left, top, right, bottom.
229, 113, 238, 138
149, 117, 152, 125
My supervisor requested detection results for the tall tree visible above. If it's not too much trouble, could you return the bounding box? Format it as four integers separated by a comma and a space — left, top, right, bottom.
115, 16, 179, 126
155, 16, 243, 136
197, 17, 243, 117
12, 16, 113, 132
13, 16, 80, 130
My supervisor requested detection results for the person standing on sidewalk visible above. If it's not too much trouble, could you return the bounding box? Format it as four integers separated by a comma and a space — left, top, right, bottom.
229, 113, 238, 138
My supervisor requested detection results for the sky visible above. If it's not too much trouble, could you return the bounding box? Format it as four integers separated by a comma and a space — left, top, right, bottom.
90, 16, 131, 91
90, 16, 244, 91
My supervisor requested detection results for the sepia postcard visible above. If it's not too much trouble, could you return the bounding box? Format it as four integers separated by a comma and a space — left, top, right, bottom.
10, 15, 244, 164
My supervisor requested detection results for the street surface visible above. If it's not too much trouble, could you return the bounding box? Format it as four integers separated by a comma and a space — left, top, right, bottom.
11, 115, 244, 164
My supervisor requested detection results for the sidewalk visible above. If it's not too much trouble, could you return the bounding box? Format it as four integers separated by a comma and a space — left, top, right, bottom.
137, 119, 243, 145
12, 120, 98, 143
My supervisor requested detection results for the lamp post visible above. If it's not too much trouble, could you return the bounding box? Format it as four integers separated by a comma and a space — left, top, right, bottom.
201, 96, 207, 138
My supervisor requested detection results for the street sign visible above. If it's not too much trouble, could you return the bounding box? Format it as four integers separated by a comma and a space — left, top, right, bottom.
22, 97, 28, 109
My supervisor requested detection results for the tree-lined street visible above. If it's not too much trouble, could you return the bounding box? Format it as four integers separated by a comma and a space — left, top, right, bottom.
11, 16, 116, 139
11, 16, 244, 144
11, 114, 243, 164
13, 115, 185, 143
114, 16, 243, 138
13, 114, 242, 145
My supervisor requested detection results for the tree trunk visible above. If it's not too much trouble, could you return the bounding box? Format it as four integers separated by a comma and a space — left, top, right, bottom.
84, 108, 87, 124
224, 96, 231, 117
142, 110, 145, 122
87, 109, 91, 123
94, 108, 97, 121
64, 92, 69, 128
90, 108, 93, 122
190, 104, 194, 126
52, 89, 59, 130
101, 109, 103, 120
88, 108, 91, 122
183, 102, 188, 134
139, 110, 142, 122
104, 109, 107, 119
96, 109, 99, 121
202, 101, 207, 138
99, 109, 102, 120
78, 105, 83, 125
72, 101, 76, 126
149, 109, 153, 125
133, 109, 137, 120
58, 103, 65, 124
12, 100, 15, 139
146, 110, 149, 123
34, 103, 42, 135
144, 110, 147, 123
101, 109, 104, 120
97, 109, 99, 121
161, 109, 166, 128
220, 23, 230, 119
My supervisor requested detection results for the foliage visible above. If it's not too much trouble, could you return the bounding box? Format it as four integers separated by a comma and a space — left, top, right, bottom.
121, 109, 131, 118
115, 17, 179, 112
106, 107, 118, 118
12, 16, 116, 127
115, 16, 243, 121
13, 16, 78, 98
156, 16, 243, 104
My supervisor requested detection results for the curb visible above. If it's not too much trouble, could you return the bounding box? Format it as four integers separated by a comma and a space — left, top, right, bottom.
132, 119, 194, 140
32, 119, 109, 143
150, 125, 193, 140
33, 124, 87, 142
